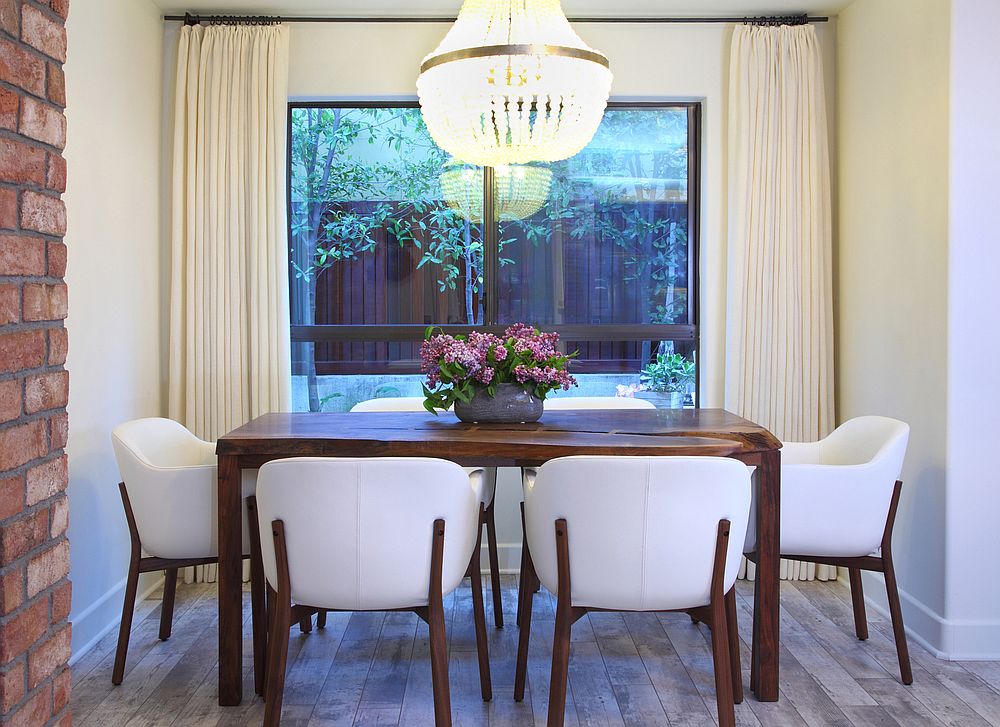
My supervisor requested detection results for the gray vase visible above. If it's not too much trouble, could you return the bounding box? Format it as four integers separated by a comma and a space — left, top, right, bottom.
454, 383, 543, 424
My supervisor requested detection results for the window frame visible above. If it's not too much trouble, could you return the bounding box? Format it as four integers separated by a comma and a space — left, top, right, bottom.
287, 100, 701, 394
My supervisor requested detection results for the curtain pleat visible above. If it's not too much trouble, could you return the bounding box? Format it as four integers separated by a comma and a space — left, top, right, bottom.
726, 25, 836, 582
169, 24, 291, 583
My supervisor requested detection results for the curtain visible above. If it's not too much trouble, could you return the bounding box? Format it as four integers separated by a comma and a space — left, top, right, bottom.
168, 24, 291, 582
726, 24, 836, 582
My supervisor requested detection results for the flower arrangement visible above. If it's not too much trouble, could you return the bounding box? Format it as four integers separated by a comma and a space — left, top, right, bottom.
421, 323, 577, 413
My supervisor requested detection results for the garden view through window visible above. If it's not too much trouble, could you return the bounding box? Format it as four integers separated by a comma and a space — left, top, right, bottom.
288, 103, 699, 412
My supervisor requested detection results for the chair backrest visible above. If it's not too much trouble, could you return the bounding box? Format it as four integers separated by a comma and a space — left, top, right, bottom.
543, 396, 655, 411
779, 416, 910, 557
111, 418, 219, 559
254, 457, 482, 611
350, 397, 435, 412
815, 416, 909, 470
525, 456, 751, 611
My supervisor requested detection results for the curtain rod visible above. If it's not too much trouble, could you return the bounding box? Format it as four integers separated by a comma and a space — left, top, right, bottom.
165, 13, 829, 26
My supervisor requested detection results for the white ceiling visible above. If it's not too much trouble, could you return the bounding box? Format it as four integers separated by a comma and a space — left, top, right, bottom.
154, 0, 853, 18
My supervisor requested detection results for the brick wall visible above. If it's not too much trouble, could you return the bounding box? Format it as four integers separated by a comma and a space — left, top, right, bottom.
0, 1, 71, 725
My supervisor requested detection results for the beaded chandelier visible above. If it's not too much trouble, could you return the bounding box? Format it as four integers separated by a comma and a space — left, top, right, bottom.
440, 160, 553, 223
417, 0, 613, 168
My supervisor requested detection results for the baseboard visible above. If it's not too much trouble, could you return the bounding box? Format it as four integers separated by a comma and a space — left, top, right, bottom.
479, 542, 522, 574
69, 573, 164, 666
847, 572, 1000, 660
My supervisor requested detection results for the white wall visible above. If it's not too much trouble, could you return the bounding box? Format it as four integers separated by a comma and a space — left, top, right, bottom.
944, 0, 1000, 657
837, 0, 953, 654
287, 19, 836, 565
64, 0, 165, 658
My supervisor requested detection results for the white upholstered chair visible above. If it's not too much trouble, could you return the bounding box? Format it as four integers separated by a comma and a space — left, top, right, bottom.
744, 416, 912, 684
250, 457, 491, 727
110, 418, 259, 685
516, 456, 751, 727
542, 395, 656, 411
350, 397, 505, 627
515, 395, 656, 626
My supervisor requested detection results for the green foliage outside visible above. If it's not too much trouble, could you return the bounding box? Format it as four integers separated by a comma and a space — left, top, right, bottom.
289, 106, 691, 411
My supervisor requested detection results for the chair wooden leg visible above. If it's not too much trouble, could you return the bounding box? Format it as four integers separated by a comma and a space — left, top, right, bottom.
158, 568, 178, 641
514, 509, 537, 702
298, 615, 312, 633
516, 517, 527, 628
709, 521, 735, 727
264, 520, 293, 726
883, 553, 913, 685
849, 568, 869, 640
317, 610, 327, 629
111, 556, 140, 685
547, 519, 573, 727
485, 499, 504, 629
428, 519, 452, 727
262, 590, 290, 725
247, 496, 268, 697
725, 588, 743, 705
468, 513, 492, 702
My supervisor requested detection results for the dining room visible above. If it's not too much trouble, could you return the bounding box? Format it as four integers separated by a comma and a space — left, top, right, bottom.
1, 0, 999, 725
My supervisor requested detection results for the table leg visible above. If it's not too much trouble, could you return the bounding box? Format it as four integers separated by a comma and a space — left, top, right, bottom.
753, 448, 780, 701
218, 454, 243, 705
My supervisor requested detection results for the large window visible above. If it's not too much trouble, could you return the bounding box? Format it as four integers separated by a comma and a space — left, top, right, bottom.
288, 102, 699, 411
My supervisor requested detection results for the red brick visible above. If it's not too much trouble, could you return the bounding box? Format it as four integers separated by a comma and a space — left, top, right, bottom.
50, 581, 69, 623
0, 85, 16, 130
0, 235, 46, 275
5, 680, 51, 727
0, 38, 45, 97
0, 474, 22, 520
46, 61, 64, 107
0, 0, 17, 38
47, 328, 66, 366
0, 377, 20, 422
47, 241, 66, 276
0, 187, 15, 229
48, 493, 66, 537
0, 418, 47, 470
52, 665, 69, 712
0, 567, 23, 616
20, 4, 65, 62
19, 97, 65, 149
26, 454, 67, 505
0, 137, 46, 187
47, 411, 66, 450
0, 283, 18, 325
46, 154, 65, 193
22, 283, 67, 322
27, 623, 69, 689
0, 661, 25, 713
24, 371, 67, 414
27, 540, 68, 597
0, 329, 46, 373
20, 191, 65, 235
48, 0, 69, 21
0, 509, 47, 562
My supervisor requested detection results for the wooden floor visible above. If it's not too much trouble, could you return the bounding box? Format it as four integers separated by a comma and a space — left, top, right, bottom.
70, 576, 1000, 727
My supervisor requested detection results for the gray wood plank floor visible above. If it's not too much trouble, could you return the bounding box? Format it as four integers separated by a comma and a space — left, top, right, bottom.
71, 576, 1000, 727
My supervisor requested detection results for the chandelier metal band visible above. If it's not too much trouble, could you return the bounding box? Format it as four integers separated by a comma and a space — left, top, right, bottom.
420, 43, 611, 74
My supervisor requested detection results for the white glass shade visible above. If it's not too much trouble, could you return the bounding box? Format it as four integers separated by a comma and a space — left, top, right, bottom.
417, 0, 613, 167
440, 160, 553, 223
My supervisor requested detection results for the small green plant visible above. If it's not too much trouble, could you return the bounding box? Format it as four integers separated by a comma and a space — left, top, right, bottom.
639, 353, 695, 393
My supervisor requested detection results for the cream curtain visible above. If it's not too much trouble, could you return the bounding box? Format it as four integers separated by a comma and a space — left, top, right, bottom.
726, 24, 836, 582
168, 24, 291, 583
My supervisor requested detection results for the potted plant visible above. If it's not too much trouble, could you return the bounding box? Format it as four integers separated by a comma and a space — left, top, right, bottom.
634, 352, 696, 409
421, 324, 577, 423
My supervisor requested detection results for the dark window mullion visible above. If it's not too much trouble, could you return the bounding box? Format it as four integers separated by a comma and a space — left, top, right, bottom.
482, 165, 498, 326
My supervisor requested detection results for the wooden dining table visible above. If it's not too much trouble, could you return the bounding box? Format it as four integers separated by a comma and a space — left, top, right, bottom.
214, 407, 782, 706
